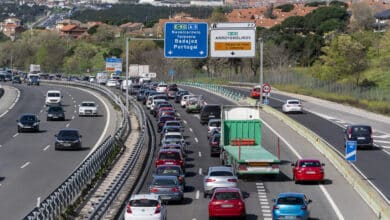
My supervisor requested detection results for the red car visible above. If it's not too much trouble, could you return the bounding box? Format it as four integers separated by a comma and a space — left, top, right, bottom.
208, 187, 246, 220
292, 159, 325, 183
155, 149, 185, 170
250, 86, 261, 99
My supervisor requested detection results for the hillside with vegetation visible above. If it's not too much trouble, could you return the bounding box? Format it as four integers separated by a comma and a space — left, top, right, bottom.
0, 2, 388, 114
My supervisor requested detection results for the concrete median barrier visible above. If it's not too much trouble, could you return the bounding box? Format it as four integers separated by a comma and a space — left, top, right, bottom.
262, 105, 390, 219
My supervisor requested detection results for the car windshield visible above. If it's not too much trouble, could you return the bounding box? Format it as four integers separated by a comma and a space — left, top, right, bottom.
21, 115, 36, 121
165, 135, 181, 139
212, 136, 221, 142
129, 199, 159, 207
204, 106, 220, 112
352, 126, 371, 135
210, 171, 234, 176
164, 127, 180, 133
156, 167, 181, 175
159, 152, 180, 160
58, 130, 79, 139
214, 192, 240, 200
81, 102, 95, 107
48, 93, 60, 97
152, 178, 177, 185
277, 196, 304, 205
299, 161, 321, 167
166, 122, 180, 127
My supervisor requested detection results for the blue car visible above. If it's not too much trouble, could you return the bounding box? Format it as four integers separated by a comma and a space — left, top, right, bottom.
272, 192, 311, 220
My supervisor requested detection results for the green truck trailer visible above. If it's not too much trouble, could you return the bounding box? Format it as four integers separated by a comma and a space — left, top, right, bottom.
220, 106, 280, 177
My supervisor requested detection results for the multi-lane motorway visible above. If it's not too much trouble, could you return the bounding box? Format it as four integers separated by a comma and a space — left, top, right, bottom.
0, 83, 116, 219
134, 85, 376, 220
225, 86, 390, 203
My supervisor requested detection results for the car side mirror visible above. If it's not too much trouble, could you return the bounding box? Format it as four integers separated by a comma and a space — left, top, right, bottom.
308, 199, 312, 203
38, 120, 40, 122
54, 134, 57, 137
16, 120, 19, 122
322, 163, 325, 166
80, 135, 82, 138
291, 163, 295, 166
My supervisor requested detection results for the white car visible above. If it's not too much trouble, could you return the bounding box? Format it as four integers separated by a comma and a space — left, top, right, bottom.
78, 101, 98, 116
156, 83, 168, 93
207, 119, 221, 138
161, 132, 185, 143
121, 79, 132, 91
124, 193, 167, 220
45, 90, 62, 106
106, 79, 117, 87
282, 99, 303, 113
180, 95, 193, 108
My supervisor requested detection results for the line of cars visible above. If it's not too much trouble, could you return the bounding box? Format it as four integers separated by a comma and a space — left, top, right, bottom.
17, 89, 99, 151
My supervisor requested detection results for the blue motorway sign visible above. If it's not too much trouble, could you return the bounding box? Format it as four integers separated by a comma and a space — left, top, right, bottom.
164, 22, 208, 58
169, 69, 175, 76
105, 58, 122, 73
345, 141, 357, 162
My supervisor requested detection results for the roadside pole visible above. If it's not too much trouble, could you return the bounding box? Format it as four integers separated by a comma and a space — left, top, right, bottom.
259, 38, 264, 106
125, 37, 129, 110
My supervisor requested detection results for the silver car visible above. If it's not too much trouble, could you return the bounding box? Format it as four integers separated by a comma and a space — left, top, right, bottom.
149, 175, 184, 202
203, 166, 238, 198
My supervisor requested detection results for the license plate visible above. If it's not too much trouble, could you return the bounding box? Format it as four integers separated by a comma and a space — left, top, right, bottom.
53, 116, 58, 118
64, 143, 71, 147
165, 162, 174, 165
306, 171, 316, 174
24, 126, 31, 128
161, 196, 171, 200
221, 204, 233, 208
357, 137, 365, 140
284, 216, 296, 219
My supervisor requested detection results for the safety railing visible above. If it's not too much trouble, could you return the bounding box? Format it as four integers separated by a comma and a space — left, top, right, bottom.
181, 82, 246, 103
24, 80, 130, 220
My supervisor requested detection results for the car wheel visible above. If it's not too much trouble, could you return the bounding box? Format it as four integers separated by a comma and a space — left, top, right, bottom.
17, 127, 21, 133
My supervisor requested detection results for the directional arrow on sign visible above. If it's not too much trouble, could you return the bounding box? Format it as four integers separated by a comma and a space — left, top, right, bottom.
200, 51, 204, 55
168, 50, 173, 55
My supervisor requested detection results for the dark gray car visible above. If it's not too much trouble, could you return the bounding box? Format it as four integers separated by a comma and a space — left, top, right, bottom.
55, 129, 82, 150
149, 175, 183, 202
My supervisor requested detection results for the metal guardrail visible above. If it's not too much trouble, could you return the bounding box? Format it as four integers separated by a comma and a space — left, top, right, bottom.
181, 82, 246, 103
87, 95, 148, 219
24, 81, 129, 220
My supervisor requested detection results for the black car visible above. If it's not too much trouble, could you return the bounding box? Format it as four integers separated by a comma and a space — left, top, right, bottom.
129, 84, 141, 95
17, 114, 40, 132
136, 89, 147, 101
199, 104, 221, 125
27, 76, 40, 86
175, 90, 189, 103
344, 125, 373, 148
55, 129, 82, 150
47, 106, 65, 121
209, 133, 221, 156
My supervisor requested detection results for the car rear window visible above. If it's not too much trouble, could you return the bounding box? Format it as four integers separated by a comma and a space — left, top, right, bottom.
299, 161, 321, 167
165, 135, 181, 139
159, 152, 181, 160
81, 102, 95, 107
203, 105, 221, 112
166, 122, 181, 127
352, 126, 371, 135
153, 178, 177, 185
215, 192, 240, 200
165, 127, 180, 133
288, 101, 300, 105
48, 93, 60, 97
156, 167, 181, 175
209, 121, 221, 127
129, 199, 158, 207
212, 135, 221, 142
277, 197, 304, 205
210, 171, 233, 176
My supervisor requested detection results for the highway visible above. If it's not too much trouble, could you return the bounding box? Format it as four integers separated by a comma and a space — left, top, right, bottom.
0, 83, 115, 219
131, 85, 376, 220
223, 85, 390, 203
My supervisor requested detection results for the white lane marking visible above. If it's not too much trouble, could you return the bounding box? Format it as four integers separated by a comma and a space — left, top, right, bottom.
40, 110, 43, 113
74, 110, 76, 113
69, 94, 72, 97
195, 190, 200, 200
380, 145, 390, 149
374, 140, 390, 144
189, 128, 193, 132
177, 113, 181, 117
72, 116, 75, 120
0, 110, 9, 118
198, 151, 202, 157
260, 202, 269, 205
65, 123, 70, 127
193, 115, 200, 119
74, 105, 77, 108
373, 134, 390, 139
262, 120, 345, 220
194, 137, 198, 143
73, 100, 76, 103
43, 145, 50, 151
21, 162, 30, 169
183, 120, 187, 124
259, 198, 268, 202
199, 168, 202, 175
13, 133, 19, 138
0, 145, 2, 148
37, 197, 41, 208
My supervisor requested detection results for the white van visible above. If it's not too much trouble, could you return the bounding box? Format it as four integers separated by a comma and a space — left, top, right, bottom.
45, 90, 62, 106
96, 72, 108, 85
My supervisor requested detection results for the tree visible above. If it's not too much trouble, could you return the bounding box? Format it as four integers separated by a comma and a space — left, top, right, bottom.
349, 2, 374, 32
276, 4, 294, 12
320, 34, 368, 86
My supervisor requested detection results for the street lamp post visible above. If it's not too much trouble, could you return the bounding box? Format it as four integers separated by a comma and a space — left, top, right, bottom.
125, 37, 129, 110
259, 38, 264, 106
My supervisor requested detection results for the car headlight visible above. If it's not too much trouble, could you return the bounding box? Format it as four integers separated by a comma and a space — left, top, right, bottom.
48, 114, 53, 117
56, 139, 64, 143
33, 122, 39, 126
18, 122, 23, 127
73, 140, 80, 143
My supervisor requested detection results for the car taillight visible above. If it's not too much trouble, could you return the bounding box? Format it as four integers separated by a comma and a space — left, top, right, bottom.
208, 127, 210, 131
205, 178, 216, 182
228, 178, 237, 182
178, 176, 184, 182
126, 204, 132, 214
150, 188, 159, 193
155, 203, 161, 214
273, 205, 279, 210
301, 205, 307, 210
348, 127, 352, 139
238, 164, 247, 171
171, 187, 180, 192
320, 168, 324, 173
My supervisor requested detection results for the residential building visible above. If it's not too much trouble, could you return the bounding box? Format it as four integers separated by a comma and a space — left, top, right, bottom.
0, 18, 24, 40
59, 24, 88, 38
